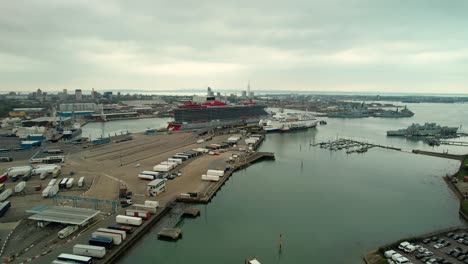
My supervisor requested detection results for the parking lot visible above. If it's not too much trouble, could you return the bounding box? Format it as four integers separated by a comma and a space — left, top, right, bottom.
384, 229, 468, 264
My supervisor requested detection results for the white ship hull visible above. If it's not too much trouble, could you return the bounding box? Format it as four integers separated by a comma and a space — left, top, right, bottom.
261, 111, 318, 133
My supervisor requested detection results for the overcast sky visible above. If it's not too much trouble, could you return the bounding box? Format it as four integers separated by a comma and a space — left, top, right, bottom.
1, 0, 468, 93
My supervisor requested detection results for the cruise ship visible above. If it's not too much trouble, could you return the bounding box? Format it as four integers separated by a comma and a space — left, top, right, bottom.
387, 123, 458, 137
166, 89, 269, 131
259, 110, 318, 133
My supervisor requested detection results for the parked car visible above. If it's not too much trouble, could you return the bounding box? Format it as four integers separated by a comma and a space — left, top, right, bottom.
398, 241, 410, 250
423, 238, 431, 244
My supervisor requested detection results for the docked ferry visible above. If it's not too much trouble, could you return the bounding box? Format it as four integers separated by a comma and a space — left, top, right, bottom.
259, 110, 318, 133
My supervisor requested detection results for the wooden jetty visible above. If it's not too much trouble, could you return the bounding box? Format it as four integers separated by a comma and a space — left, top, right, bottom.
158, 228, 183, 240
183, 207, 200, 217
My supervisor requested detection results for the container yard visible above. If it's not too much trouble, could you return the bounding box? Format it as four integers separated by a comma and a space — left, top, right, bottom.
0, 125, 273, 264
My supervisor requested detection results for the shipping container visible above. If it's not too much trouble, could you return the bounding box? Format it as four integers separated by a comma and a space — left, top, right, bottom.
92, 231, 122, 245
152, 165, 172, 172
133, 204, 157, 214
140, 171, 160, 178
66, 178, 74, 188
168, 158, 183, 165
48, 185, 59, 197
201, 174, 220, 182
78, 177, 85, 187
42, 185, 52, 198
57, 253, 92, 264
59, 178, 68, 189
144, 200, 159, 208
138, 174, 155, 180
73, 244, 106, 259
48, 179, 57, 186
88, 236, 113, 249
107, 224, 134, 234
116, 215, 142, 226
7, 166, 31, 177
97, 228, 126, 240
0, 189, 12, 201
172, 155, 188, 161
125, 209, 150, 220
0, 201, 11, 217
14, 181, 26, 193
58, 225, 79, 239
206, 169, 224, 177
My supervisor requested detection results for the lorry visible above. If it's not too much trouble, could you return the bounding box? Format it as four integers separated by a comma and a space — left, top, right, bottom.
88, 236, 113, 249
133, 204, 157, 214
42, 185, 52, 198
73, 244, 106, 259
59, 178, 68, 189
58, 225, 79, 239
92, 231, 122, 245
153, 164, 172, 172
48, 179, 57, 186
0, 201, 11, 217
43, 185, 59, 198
116, 215, 142, 226
201, 174, 220, 182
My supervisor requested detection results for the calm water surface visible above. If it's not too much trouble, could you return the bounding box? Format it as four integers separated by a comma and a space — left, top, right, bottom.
114, 103, 467, 264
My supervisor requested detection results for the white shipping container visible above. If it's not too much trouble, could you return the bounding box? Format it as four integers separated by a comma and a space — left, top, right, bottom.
206, 169, 224, 177
48, 185, 59, 197
78, 177, 85, 187
97, 228, 126, 240
133, 204, 157, 214
144, 200, 159, 208
0, 189, 12, 201
153, 165, 171, 172
8, 167, 31, 177
138, 174, 155, 180
66, 178, 74, 188
160, 161, 178, 167
116, 215, 142, 226
201, 174, 220, 182
73, 244, 106, 258
168, 158, 183, 165
48, 179, 57, 186
14, 181, 26, 193
92, 231, 122, 245
42, 185, 52, 197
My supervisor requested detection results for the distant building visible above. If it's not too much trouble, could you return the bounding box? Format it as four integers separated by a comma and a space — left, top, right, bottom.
59, 103, 97, 112
103, 91, 113, 100
241, 91, 247, 98
75, 89, 82, 101
207, 87, 214, 97
249, 92, 254, 99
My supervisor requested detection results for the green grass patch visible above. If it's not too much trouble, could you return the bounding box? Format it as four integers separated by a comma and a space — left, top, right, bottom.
457, 156, 468, 179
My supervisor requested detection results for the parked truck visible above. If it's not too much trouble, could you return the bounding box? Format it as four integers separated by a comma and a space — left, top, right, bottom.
73, 244, 106, 259
66, 178, 74, 188
97, 228, 126, 240
107, 224, 134, 234
78, 177, 85, 187
207, 169, 225, 177
116, 215, 142, 226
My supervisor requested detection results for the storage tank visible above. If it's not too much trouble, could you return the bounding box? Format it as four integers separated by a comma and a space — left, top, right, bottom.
116, 215, 142, 226
0, 189, 12, 201
14, 181, 26, 193
73, 244, 106, 258
207, 169, 224, 177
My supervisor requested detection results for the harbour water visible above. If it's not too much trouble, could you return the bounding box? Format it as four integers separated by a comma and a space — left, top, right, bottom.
111, 103, 467, 264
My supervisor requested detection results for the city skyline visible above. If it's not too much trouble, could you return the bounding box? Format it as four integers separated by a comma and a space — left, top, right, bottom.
1, 1, 468, 93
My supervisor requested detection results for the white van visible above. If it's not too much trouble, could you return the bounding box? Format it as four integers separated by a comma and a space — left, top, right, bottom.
384, 250, 397, 259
